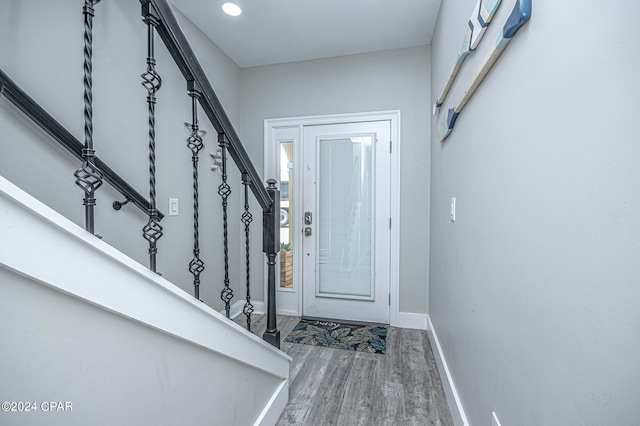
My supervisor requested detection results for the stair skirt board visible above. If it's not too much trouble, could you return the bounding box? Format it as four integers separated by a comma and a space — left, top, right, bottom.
0, 175, 290, 425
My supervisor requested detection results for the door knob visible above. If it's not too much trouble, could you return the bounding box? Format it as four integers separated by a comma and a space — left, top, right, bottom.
304, 211, 313, 225
304, 227, 312, 236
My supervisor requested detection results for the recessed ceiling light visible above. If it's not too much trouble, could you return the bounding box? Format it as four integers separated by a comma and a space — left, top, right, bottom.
222, 3, 242, 17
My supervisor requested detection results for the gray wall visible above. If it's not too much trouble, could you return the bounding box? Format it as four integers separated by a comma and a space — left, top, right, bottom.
0, 0, 245, 310
429, 0, 640, 424
240, 46, 431, 312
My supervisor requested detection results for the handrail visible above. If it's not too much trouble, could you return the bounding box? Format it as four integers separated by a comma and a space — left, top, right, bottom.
142, 0, 273, 211
0, 68, 162, 220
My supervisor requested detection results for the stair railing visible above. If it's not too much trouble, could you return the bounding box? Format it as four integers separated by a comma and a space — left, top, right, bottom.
138, 0, 281, 347
0, 69, 160, 222
140, 0, 280, 347
1, 0, 281, 348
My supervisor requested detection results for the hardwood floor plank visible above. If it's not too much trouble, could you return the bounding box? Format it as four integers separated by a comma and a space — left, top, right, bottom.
374, 329, 407, 423
233, 313, 299, 343
306, 349, 355, 425
397, 329, 454, 426
279, 346, 354, 425
282, 342, 315, 384
421, 333, 453, 425
399, 329, 431, 420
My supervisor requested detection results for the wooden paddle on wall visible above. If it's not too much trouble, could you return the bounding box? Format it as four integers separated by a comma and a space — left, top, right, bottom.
433, 0, 503, 115
438, 0, 532, 142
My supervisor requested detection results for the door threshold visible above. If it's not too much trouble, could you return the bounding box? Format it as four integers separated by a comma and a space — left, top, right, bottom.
301, 316, 388, 328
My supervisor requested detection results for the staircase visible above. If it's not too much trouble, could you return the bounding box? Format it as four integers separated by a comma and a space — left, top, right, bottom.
0, 0, 289, 424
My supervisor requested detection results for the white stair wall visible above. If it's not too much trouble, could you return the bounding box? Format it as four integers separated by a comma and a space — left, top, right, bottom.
0, 175, 290, 425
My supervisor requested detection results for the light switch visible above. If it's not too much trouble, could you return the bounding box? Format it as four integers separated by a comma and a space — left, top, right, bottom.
169, 198, 179, 216
450, 197, 456, 222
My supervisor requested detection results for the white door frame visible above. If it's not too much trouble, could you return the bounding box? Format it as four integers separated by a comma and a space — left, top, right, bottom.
264, 110, 401, 327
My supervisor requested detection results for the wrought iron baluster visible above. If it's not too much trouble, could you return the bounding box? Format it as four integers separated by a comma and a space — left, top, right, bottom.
141, 9, 163, 273
74, 0, 104, 235
218, 134, 233, 318
187, 85, 205, 300
241, 173, 254, 331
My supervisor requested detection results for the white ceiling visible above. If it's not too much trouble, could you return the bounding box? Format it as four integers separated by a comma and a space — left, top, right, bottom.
170, 0, 442, 68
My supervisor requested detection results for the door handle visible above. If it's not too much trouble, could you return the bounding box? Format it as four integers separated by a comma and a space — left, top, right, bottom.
304, 227, 312, 236
304, 211, 313, 225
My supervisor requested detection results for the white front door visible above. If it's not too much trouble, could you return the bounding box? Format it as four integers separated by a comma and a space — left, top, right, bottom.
301, 121, 391, 323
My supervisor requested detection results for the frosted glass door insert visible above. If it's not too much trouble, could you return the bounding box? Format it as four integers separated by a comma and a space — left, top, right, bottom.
316, 135, 374, 299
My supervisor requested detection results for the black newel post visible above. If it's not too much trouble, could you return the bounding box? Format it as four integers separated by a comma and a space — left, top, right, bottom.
187, 82, 205, 300
74, 0, 104, 235
263, 179, 280, 348
141, 4, 163, 273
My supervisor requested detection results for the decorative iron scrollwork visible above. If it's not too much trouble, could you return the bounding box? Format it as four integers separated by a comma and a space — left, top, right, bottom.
75, 0, 104, 235
187, 87, 206, 300
242, 173, 254, 331
218, 134, 233, 317
141, 9, 163, 273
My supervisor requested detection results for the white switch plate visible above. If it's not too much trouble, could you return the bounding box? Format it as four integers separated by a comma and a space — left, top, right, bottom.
492, 411, 502, 426
450, 197, 456, 222
169, 198, 179, 216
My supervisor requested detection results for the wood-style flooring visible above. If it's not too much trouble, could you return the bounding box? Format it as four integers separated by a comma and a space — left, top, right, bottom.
234, 314, 454, 426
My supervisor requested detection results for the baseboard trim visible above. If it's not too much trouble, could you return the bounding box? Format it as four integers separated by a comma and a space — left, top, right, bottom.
227, 301, 296, 320
226, 300, 266, 319
276, 308, 299, 317
427, 315, 469, 426
397, 312, 429, 330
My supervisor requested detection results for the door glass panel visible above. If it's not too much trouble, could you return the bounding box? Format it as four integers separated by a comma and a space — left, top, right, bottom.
317, 135, 374, 298
279, 141, 294, 289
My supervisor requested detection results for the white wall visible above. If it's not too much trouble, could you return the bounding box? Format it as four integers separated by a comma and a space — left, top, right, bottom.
240, 46, 431, 312
429, 0, 640, 424
0, 0, 248, 311
0, 267, 279, 426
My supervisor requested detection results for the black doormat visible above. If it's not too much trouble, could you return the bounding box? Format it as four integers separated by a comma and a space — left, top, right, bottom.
284, 318, 387, 354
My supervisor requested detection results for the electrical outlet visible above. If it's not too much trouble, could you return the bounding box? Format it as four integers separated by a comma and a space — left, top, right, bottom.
492, 412, 501, 426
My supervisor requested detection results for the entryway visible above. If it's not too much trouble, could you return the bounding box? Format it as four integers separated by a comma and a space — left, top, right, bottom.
265, 111, 400, 325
